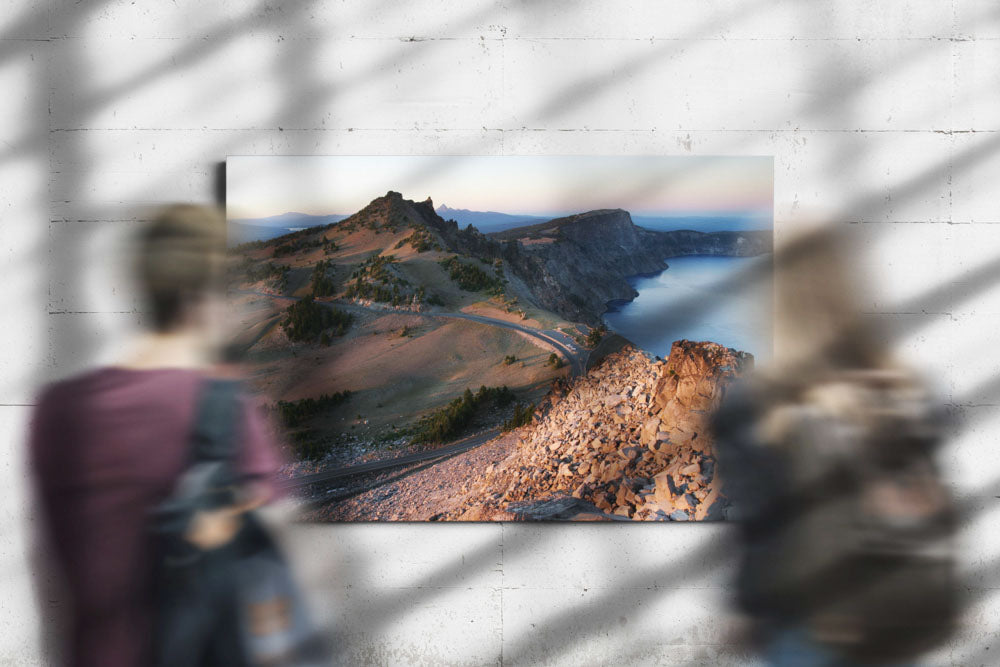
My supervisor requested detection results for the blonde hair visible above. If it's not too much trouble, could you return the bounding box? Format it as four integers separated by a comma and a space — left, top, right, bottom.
136, 204, 227, 331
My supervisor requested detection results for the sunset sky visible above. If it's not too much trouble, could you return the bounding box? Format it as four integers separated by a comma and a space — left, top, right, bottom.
226, 155, 773, 221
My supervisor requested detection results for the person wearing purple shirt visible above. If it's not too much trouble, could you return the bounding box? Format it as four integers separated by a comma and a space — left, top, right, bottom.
29, 205, 284, 667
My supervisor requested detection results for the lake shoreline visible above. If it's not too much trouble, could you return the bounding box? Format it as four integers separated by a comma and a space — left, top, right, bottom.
601, 264, 673, 315
600, 254, 770, 360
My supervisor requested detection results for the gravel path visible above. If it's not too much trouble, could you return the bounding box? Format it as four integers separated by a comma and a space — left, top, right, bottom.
309, 431, 523, 521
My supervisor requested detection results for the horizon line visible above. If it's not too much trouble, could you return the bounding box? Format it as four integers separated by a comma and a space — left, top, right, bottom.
230, 206, 773, 222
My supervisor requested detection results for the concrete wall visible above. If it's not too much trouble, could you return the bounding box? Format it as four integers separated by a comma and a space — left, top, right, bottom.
2, 2, 997, 664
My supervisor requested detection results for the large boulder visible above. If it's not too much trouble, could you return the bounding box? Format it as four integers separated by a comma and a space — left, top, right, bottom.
654, 340, 753, 452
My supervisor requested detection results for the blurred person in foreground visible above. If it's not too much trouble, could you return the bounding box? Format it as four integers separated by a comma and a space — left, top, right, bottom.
29, 205, 310, 666
713, 226, 960, 666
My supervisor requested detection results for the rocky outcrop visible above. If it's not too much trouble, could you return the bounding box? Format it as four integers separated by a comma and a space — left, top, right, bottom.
446, 339, 754, 521
492, 209, 771, 324
490, 210, 670, 323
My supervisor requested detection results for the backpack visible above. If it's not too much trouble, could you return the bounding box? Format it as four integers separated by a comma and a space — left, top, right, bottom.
729, 369, 958, 662
150, 378, 329, 666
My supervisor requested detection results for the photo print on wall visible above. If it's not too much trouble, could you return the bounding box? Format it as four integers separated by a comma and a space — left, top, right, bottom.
226, 155, 773, 521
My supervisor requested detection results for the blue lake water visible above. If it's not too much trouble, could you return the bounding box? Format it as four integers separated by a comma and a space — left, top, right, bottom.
602, 255, 772, 362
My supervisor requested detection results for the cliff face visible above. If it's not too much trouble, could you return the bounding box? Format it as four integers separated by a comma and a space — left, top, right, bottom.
497, 209, 672, 323
492, 209, 772, 324
448, 340, 754, 521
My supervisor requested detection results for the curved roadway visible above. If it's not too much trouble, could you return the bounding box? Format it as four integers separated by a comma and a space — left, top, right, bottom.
235, 288, 591, 491
235, 289, 589, 377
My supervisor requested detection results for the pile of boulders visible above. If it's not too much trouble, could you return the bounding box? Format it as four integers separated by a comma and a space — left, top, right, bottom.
449, 340, 753, 521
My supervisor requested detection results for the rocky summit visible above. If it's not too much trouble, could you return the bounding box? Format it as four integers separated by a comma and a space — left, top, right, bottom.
447, 339, 754, 521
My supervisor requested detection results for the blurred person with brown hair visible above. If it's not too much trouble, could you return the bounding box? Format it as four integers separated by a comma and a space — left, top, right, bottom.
713, 226, 959, 666
29, 205, 284, 666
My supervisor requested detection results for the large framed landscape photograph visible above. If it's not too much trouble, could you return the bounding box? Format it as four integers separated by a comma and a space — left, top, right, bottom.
227, 156, 773, 521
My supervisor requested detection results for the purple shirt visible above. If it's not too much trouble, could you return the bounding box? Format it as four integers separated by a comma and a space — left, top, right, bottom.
29, 367, 283, 667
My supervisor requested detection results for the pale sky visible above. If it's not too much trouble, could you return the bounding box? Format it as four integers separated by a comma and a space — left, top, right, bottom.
226, 155, 772, 220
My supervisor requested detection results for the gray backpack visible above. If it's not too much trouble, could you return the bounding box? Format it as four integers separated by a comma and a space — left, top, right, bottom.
151, 379, 329, 666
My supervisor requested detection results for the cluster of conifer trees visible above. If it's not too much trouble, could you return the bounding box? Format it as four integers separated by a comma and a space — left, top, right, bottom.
345, 254, 416, 305
501, 403, 536, 432
413, 385, 516, 444
282, 295, 353, 343
232, 238, 268, 252
586, 324, 608, 347
233, 258, 289, 291
276, 390, 353, 428
274, 234, 322, 257
344, 280, 408, 305
310, 259, 337, 296
439, 255, 504, 294
394, 226, 434, 252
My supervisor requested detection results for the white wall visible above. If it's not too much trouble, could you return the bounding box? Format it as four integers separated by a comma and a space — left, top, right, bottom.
2, 1, 998, 664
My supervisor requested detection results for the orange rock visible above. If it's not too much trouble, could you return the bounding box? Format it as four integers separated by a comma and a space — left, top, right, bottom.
442, 342, 748, 522
653, 472, 673, 505
681, 462, 701, 476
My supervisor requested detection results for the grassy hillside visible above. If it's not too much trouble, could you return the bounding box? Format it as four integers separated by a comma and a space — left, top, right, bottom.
228, 191, 576, 461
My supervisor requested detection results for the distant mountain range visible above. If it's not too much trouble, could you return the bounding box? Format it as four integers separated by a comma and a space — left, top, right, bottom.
435, 204, 546, 233
232, 211, 351, 228
229, 211, 351, 245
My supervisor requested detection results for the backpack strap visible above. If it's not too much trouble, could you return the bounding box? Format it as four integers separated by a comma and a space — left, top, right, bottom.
173, 378, 243, 509
151, 378, 244, 538
189, 378, 242, 465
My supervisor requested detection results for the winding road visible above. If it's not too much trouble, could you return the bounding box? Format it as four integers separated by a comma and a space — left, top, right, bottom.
235, 289, 591, 491
235, 289, 590, 377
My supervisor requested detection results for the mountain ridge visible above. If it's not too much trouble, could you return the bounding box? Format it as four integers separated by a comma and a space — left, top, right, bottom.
244, 191, 771, 324
435, 203, 546, 233
232, 211, 350, 228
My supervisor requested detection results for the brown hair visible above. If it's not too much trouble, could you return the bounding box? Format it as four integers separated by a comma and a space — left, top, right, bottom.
136, 204, 227, 331
769, 224, 893, 390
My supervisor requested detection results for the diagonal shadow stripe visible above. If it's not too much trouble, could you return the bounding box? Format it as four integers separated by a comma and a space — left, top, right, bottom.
17, 2, 1000, 664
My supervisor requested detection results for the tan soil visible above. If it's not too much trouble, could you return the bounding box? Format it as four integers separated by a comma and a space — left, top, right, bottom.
242, 298, 564, 436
